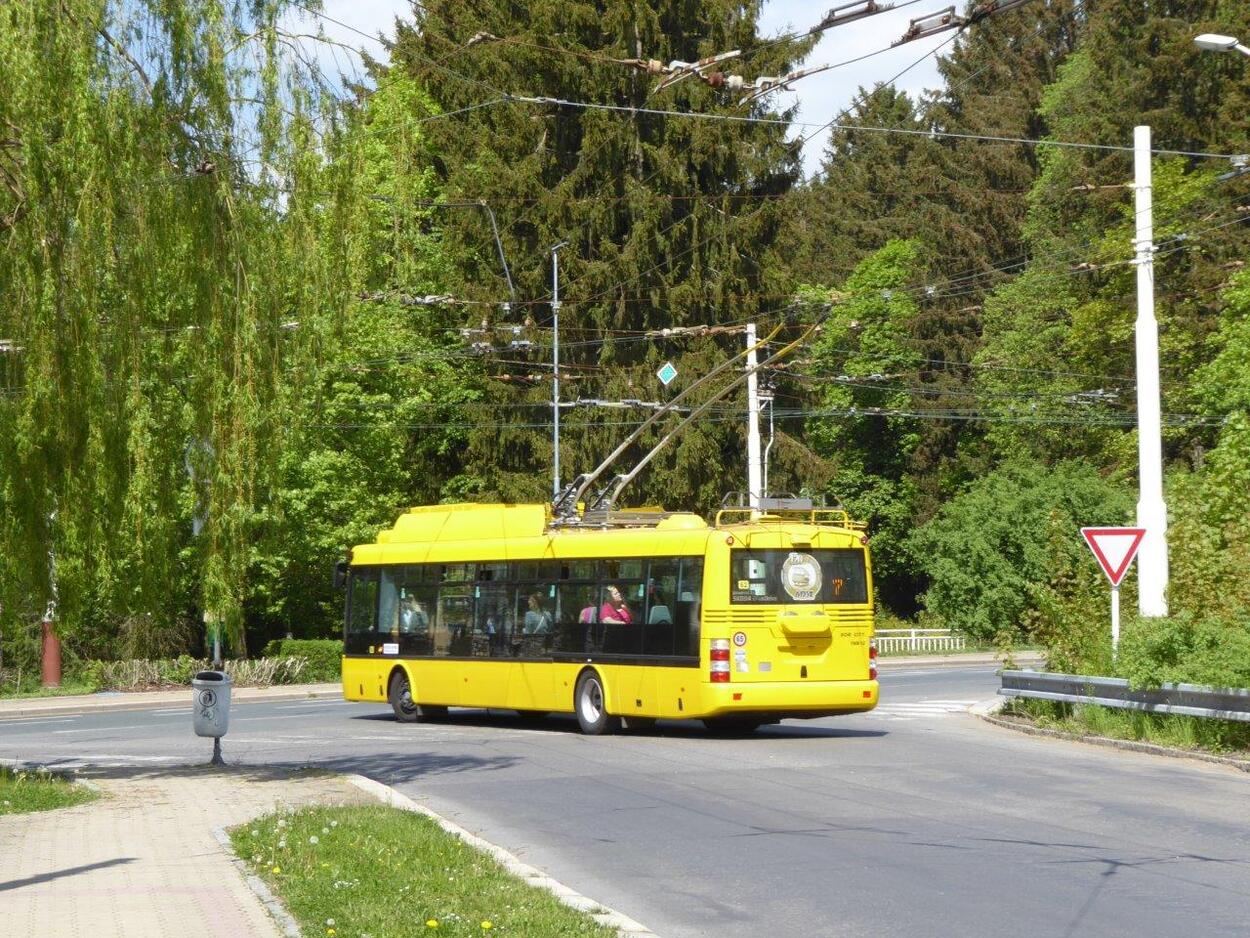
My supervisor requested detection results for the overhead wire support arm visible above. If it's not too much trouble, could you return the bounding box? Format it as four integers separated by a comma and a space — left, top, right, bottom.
892, 0, 1035, 47
813, 1, 897, 34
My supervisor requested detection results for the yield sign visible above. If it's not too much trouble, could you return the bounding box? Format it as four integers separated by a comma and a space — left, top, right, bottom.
1081, 527, 1146, 587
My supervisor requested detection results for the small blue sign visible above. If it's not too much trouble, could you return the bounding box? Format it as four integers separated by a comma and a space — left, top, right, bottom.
656, 361, 678, 386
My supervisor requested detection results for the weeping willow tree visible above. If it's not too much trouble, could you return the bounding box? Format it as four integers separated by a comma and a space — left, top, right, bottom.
0, 0, 375, 663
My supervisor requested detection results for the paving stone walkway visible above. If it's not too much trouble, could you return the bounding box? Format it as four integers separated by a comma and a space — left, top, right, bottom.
0, 766, 368, 938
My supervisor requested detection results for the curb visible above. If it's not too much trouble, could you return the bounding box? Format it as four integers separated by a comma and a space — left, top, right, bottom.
973, 700, 1250, 774
0, 685, 343, 719
212, 827, 303, 938
346, 774, 660, 938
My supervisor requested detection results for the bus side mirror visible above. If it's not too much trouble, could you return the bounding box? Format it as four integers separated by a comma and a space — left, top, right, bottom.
333, 560, 348, 590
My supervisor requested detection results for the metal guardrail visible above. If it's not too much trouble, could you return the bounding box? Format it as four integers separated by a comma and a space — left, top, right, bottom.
875, 628, 966, 654
1000, 670, 1250, 723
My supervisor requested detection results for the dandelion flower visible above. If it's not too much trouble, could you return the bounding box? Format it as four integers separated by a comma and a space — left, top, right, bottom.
272, 866, 282, 875
277, 819, 287, 828
426, 919, 439, 928
309, 835, 319, 845
251, 829, 259, 837
330, 820, 338, 828
322, 827, 330, 835
481, 921, 493, 930
279, 839, 287, 849
325, 920, 335, 927
326, 931, 335, 937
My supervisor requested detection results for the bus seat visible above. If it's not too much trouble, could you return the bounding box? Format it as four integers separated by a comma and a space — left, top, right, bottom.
648, 605, 672, 625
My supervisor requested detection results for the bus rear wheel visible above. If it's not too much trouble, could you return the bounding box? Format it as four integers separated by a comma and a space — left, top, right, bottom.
574, 671, 619, 735
388, 672, 446, 723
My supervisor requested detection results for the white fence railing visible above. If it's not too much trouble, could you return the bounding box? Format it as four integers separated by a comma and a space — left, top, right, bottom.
875, 628, 965, 654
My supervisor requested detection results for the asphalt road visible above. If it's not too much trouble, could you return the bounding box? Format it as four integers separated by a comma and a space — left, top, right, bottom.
3, 666, 1248, 938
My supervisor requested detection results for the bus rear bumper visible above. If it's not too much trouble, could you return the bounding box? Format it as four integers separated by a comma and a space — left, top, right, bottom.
695, 679, 879, 719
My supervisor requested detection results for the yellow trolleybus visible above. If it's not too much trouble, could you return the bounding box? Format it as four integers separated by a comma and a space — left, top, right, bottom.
342, 498, 878, 734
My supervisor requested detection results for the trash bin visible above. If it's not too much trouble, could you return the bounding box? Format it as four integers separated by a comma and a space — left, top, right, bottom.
192, 670, 232, 738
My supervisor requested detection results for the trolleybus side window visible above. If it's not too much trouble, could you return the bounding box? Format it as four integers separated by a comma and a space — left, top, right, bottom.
675, 557, 702, 657
473, 578, 512, 657
346, 568, 379, 653
643, 559, 680, 656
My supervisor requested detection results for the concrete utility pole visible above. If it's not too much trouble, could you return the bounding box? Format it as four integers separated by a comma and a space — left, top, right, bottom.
1133, 125, 1169, 617
550, 242, 568, 498
746, 323, 763, 509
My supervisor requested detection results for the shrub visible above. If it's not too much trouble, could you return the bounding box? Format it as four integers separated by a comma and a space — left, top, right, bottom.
262, 639, 343, 682
82, 655, 311, 690
1118, 611, 1250, 690
910, 459, 1132, 641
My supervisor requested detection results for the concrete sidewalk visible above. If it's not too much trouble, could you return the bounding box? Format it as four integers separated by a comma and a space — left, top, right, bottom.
0, 766, 369, 938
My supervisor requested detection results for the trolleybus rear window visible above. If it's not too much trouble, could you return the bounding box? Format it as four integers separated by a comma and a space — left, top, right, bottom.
730, 549, 867, 605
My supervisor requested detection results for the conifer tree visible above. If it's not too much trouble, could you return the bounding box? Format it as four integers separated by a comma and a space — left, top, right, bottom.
388, 1, 816, 508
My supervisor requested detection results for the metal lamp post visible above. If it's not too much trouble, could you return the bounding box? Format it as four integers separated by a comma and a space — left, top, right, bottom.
550, 241, 569, 497
1193, 33, 1250, 58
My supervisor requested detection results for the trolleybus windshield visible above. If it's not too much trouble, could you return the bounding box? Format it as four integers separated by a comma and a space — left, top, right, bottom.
730, 549, 868, 605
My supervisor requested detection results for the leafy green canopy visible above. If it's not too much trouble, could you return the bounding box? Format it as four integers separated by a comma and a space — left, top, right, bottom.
0, 0, 376, 654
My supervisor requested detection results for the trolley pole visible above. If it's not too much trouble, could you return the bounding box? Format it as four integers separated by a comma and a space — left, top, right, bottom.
746, 323, 763, 510
550, 241, 568, 498
1133, 125, 1169, 617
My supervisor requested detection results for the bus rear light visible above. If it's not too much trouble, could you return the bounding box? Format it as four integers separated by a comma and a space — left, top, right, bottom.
869, 639, 878, 681
710, 639, 731, 682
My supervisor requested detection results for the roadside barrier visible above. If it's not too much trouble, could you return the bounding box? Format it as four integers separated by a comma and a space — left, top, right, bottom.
1000, 670, 1250, 722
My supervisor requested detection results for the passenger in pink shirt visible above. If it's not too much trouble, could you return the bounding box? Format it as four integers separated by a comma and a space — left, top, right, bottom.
599, 585, 633, 624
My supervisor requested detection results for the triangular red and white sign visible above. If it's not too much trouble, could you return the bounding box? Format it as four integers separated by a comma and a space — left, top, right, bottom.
1081, 527, 1146, 587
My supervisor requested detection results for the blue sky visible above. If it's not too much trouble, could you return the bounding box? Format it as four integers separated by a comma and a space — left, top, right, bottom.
292, 0, 951, 177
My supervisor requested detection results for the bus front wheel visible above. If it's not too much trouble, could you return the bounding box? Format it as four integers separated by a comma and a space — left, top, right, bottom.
574, 671, 619, 735
388, 672, 447, 723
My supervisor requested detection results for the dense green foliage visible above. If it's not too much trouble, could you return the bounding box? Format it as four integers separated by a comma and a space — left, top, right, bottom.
262, 639, 345, 682
2, 0, 1249, 689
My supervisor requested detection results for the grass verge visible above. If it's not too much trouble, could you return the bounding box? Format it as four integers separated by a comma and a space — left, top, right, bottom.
1003, 698, 1250, 755
231, 804, 619, 938
0, 765, 97, 815
0, 680, 101, 700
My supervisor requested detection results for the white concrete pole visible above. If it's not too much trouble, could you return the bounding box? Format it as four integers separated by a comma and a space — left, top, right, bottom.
1111, 585, 1121, 658
551, 243, 567, 498
1133, 125, 1169, 617
746, 323, 762, 508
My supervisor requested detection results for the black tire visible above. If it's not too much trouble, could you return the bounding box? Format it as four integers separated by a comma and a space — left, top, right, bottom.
574, 671, 619, 735
389, 671, 419, 723
389, 672, 447, 723
703, 717, 762, 736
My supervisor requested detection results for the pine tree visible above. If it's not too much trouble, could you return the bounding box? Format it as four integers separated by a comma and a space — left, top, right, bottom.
388, 1, 817, 509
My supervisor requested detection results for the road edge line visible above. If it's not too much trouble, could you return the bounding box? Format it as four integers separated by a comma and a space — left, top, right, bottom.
212, 826, 303, 938
345, 773, 660, 937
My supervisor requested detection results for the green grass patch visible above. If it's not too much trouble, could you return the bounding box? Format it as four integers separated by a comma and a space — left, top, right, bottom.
1004, 698, 1250, 755
0, 678, 102, 699
0, 765, 97, 815
231, 805, 618, 938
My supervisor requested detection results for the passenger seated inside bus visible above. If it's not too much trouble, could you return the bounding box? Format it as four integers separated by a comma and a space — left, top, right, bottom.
600, 585, 632, 624
399, 595, 428, 633
523, 593, 553, 634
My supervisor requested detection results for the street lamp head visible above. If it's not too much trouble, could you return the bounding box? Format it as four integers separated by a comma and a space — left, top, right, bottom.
550, 240, 569, 254
1194, 33, 1241, 52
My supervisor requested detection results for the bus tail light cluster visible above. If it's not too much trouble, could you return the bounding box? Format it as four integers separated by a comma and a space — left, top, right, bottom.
869, 639, 878, 681
710, 638, 731, 683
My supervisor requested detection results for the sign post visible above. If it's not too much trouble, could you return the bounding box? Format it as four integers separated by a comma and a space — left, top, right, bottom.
1080, 527, 1146, 657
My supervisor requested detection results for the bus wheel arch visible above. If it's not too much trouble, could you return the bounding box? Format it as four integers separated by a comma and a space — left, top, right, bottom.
387, 666, 447, 723
573, 668, 620, 736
